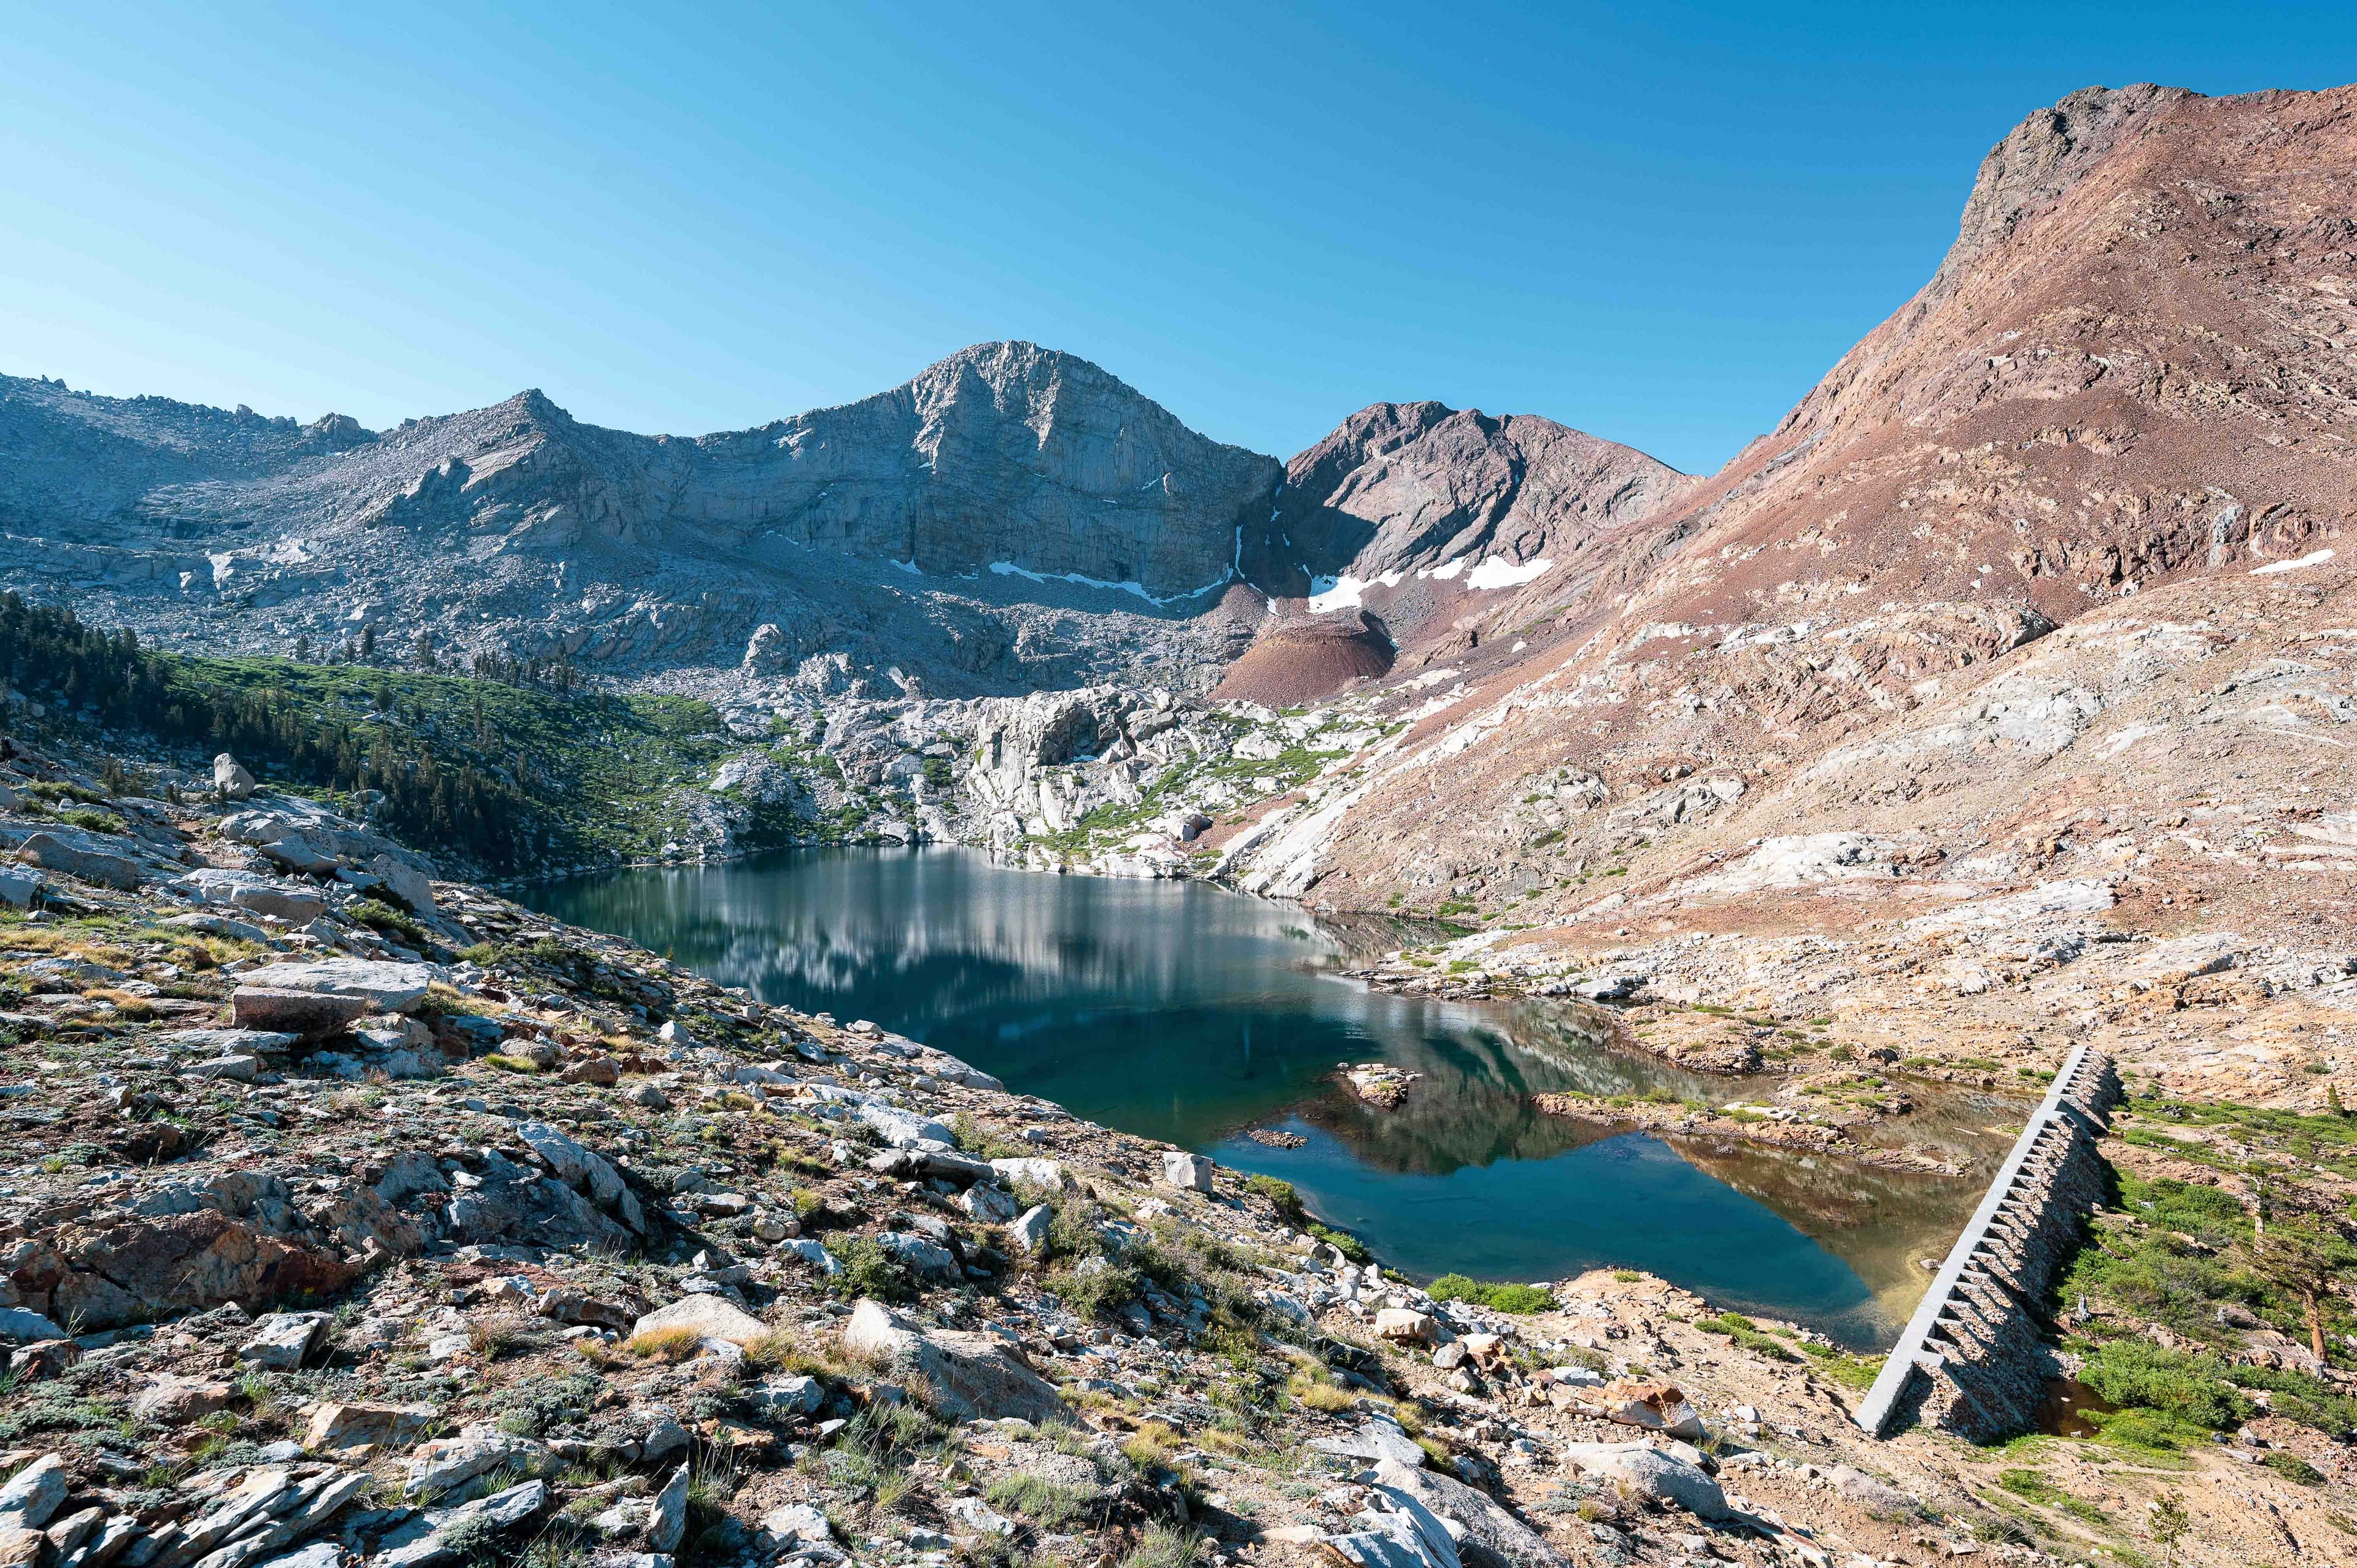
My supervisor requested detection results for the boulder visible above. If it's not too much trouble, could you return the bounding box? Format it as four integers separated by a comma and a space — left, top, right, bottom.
48, 1209, 362, 1329
757, 1503, 834, 1550
0, 869, 41, 911
159, 1027, 303, 1056
241, 1311, 330, 1369
516, 1121, 644, 1232
1373, 1454, 1567, 1567
182, 1055, 263, 1083
1562, 1442, 1730, 1520
644, 1464, 689, 1553
878, 1231, 960, 1281
214, 754, 257, 800
373, 1479, 546, 1568
231, 987, 369, 1038
368, 854, 436, 913
961, 1184, 1018, 1223
1596, 1380, 1706, 1440
17, 833, 139, 890
406, 1427, 541, 1497
132, 1378, 236, 1426
1008, 1204, 1053, 1254
0, 1455, 67, 1529
238, 959, 435, 1013
842, 1299, 1064, 1424
537, 1289, 634, 1330
1374, 1308, 1438, 1346
630, 1296, 773, 1347
561, 1056, 620, 1086
1159, 1150, 1215, 1192
178, 868, 327, 922
989, 1157, 1068, 1189
859, 1102, 954, 1148
0, 1308, 63, 1343
42, 1507, 101, 1560
304, 1401, 435, 1454
161, 910, 273, 942
745, 1375, 825, 1416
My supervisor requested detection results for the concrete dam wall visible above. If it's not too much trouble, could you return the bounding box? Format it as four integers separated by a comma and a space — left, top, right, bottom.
1855, 1043, 2123, 1442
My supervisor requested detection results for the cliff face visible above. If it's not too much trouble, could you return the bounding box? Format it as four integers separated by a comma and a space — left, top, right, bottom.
1275, 401, 1692, 592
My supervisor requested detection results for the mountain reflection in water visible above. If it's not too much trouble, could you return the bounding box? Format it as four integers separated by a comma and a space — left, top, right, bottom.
521, 846, 2013, 1348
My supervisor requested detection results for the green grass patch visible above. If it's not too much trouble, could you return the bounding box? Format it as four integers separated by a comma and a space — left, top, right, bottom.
1426, 1275, 1554, 1314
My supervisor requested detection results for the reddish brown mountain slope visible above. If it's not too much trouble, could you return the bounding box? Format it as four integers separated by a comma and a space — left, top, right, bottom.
1223, 83, 2357, 933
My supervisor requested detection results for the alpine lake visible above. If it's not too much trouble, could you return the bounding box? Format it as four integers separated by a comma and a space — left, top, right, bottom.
522, 846, 2024, 1350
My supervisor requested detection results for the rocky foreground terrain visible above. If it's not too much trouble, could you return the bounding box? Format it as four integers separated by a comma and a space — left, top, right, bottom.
1, 716, 2353, 1568
7, 75, 2357, 1568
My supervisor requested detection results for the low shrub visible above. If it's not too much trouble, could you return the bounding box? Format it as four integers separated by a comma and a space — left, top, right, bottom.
1427, 1274, 1555, 1315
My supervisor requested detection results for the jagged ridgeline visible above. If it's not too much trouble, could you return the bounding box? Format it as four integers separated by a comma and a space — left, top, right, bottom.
0, 595, 879, 873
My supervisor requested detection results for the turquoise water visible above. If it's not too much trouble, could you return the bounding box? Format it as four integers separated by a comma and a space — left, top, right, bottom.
522, 846, 1995, 1347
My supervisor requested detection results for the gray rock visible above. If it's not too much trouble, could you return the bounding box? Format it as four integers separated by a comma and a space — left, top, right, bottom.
745, 1375, 825, 1417
239, 1311, 330, 1369
1561, 1442, 1730, 1521
366, 854, 436, 913
1159, 1150, 1215, 1192
214, 754, 257, 799
0, 868, 41, 910
177, 868, 328, 922
406, 1428, 541, 1497
238, 959, 435, 1012
629, 1296, 772, 1347
959, 1184, 1018, 1223
1372, 1454, 1566, 1567
231, 987, 368, 1038
0, 1454, 68, 1529
857, 1102, 953, 1148
0, 1308, 64, 1343
516, 1121, 640, 1230
644, 1464, 688, 1553
1008, 1204, 1053, 1254
757, 1503, 834, 1549
160, 910, 274, 942
374, 1479, 546, 1568
842, 1299, 1063, 1424
781, 1238, 839, 1275
182, 1054, 263, 1083
989, 1157, 1067, 1189
158, 1027, 303, 1056
17, 832, 139, 890
253, 1543, 342, 1568
878, 1231, 959, 1281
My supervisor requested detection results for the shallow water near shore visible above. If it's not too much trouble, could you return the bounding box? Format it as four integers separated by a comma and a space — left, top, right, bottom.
522, 844, 2018, 1348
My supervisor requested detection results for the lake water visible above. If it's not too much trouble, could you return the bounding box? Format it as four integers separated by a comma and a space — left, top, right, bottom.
522, 846, 2014, 1348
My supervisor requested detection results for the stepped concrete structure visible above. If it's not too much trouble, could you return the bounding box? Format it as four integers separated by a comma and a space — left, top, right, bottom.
1854, 1044, 2123, 1442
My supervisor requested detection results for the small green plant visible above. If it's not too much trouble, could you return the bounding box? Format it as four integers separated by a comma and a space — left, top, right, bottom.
1693, 1311, 1799, 1362
1426, 1274, 1554, 1314
827, 1233, 915, 1304
1120, 1525, 1206, 1568
983, 1471, 1096, 1528
2264, 1451, 2324, 1485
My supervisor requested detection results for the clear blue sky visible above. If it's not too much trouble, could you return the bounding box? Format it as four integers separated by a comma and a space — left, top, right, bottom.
2, 2, 2351, 476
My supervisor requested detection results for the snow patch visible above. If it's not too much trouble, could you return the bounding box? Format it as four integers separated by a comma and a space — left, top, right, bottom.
1307, 575, 1366, 612
2253, 548, 2336, 574
988, 561, 1227, 606
1464, 555, 1554, 590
